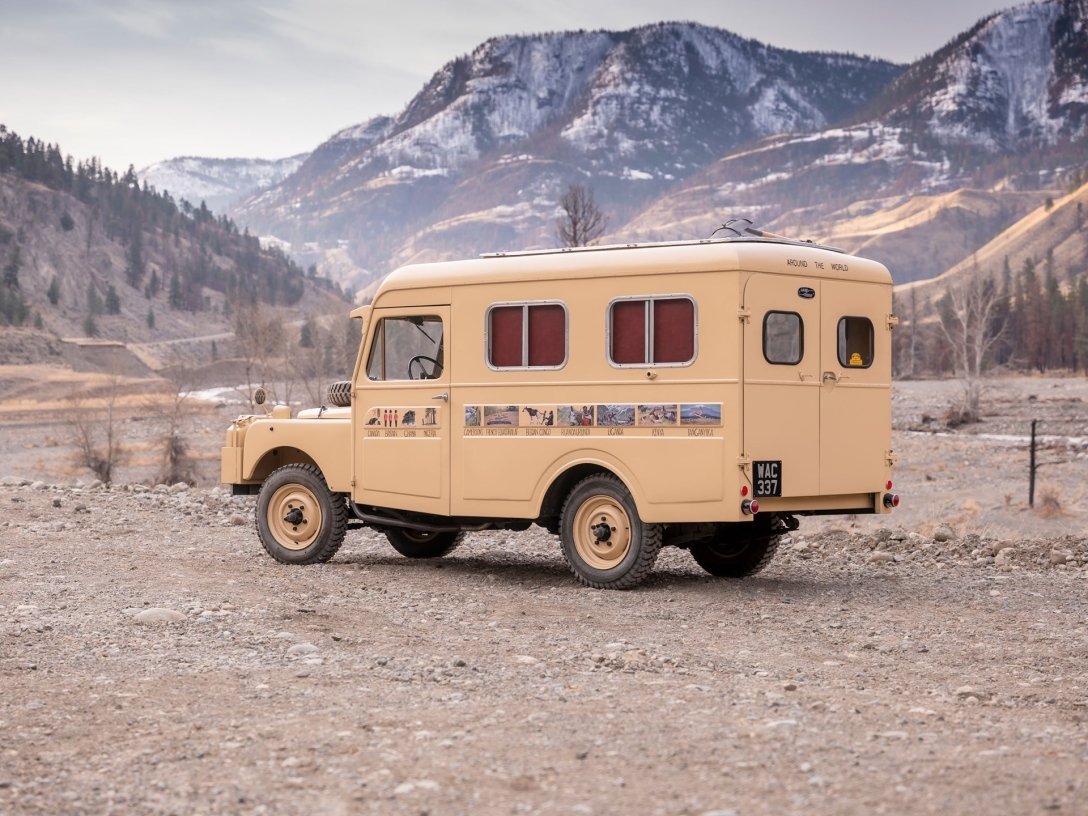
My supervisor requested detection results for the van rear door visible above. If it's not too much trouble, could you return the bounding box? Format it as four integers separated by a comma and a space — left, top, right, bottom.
741, 274, 821, 498
818, 280, 891, 495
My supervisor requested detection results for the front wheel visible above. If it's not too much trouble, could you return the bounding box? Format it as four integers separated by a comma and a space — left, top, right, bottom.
386, 528, 464, 558
256, 464, 347, 564
560, 474, 662, 589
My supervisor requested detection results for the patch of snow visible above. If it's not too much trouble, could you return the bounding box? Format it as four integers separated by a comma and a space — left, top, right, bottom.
386, 166, 449, 180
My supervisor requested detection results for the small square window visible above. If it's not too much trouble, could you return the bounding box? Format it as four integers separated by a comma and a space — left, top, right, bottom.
487, 303, 567, 369
763, 311, 803, 365
609, 296, 696, 366
838, 316, 873, 368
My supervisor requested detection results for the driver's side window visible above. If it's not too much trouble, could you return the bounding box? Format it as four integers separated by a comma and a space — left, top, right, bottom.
365, 315, 444, 381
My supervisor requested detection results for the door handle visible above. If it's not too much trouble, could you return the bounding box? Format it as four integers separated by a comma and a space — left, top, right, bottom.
822, 371, 838, 383
431, 392, 449, 401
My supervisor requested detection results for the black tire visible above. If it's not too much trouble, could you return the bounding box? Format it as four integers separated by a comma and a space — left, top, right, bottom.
689, 523, 780, 578
256, 464, 347, 564
560, 474, 662, 589
326, 380, 352, 407
385, 528, 465, 558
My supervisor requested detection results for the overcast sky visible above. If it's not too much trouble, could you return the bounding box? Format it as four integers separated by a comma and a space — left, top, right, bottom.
1, 0, 1019, 171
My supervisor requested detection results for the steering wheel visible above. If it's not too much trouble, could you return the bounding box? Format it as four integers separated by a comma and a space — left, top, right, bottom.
408, 355, 442, 380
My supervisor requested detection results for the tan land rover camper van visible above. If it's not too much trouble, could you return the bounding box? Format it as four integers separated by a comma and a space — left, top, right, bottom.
222, 230, 900, 589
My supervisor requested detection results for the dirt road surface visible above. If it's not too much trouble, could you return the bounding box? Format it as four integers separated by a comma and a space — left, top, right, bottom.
2, 479, 1086, 815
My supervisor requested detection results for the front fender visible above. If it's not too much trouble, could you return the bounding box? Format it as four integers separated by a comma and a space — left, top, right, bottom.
240, 417, 352, 492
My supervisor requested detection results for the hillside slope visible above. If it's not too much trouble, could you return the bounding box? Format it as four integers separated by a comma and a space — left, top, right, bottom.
0, 131, 347, 350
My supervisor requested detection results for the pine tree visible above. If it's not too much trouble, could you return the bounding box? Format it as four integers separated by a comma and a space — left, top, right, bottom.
87, 281, 102, 316
146, 308, 155, 330
124, 228, 145, 288
47, 276, 60, 306
299, 316, 315, 348
105, 284, 121, 315
168, 271, 182, 310
1020, 259, 1046, 372
3, 246, 20, 289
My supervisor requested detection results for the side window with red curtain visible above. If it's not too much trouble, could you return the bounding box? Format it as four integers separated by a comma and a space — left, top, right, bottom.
487, 303, 567, 369
609, 296, 696, 366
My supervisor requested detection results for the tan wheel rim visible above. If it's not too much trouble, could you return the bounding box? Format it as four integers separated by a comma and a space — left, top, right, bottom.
572, 495, 632, 570
266, 484, 323, 551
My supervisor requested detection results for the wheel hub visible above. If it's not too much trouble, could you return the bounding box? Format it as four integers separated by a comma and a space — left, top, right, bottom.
572, 497, 632, 570
266, 484, 323, 551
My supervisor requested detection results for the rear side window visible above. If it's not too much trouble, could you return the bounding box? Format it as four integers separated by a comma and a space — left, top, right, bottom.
487, 303, 566, 369
838, 316, 873, 368
609, 296, 696, 366
763, 311, 803, 365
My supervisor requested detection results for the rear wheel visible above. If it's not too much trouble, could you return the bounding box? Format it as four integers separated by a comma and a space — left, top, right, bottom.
256, 464, 347, 564
385, 528, 464, 558
689, 522, 780, 578
560, 474, 661, 589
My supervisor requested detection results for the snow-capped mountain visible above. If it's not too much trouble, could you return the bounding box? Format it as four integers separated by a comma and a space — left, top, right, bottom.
228, 1, 1086, 291
233, 22, 901, 281
875, 0, 1088, 149
622, 0, 1088, 283
139, 154, 308, 214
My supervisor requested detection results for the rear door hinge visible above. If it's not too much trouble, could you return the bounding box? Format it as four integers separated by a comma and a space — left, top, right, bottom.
738, 307, 751, 323
885, 450, 898, 466
737, 454, 751, 472
886, 314, 900, 330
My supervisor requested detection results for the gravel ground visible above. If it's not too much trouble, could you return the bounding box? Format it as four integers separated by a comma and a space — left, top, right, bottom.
2, 479, 1087, 815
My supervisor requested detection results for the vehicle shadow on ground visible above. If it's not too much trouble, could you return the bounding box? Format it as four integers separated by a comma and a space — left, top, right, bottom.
332, 546, 872, 596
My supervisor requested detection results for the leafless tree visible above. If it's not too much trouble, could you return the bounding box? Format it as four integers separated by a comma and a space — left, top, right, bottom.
937, 273, 1006, 422
233, 302, 286, 408
68, 379, 126, 483
154, 369, 196, 485
556, 183, 607, 247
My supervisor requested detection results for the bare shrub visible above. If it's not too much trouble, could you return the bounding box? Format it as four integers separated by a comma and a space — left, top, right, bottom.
67, 380, 125, 483
943, 405, 975, 428
1037, 484, 1063, 518
154, 371, 196, 486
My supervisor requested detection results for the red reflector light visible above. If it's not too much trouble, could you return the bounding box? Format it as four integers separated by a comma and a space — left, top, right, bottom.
741, 485, 749, 497
886, 480, 893, 490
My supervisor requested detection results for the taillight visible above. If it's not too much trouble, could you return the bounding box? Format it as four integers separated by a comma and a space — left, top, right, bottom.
883, 493, 900, 509
742, 499, 759, 515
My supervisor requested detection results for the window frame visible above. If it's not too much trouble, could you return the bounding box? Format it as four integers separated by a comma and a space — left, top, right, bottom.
606, 294, 698, 368
484, 300, 569, 371
762, 310, 804, 366
365, 313, 446, 382
836, 315, 875, 369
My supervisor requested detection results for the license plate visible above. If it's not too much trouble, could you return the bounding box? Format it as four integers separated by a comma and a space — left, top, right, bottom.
753, 460, 782, 497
